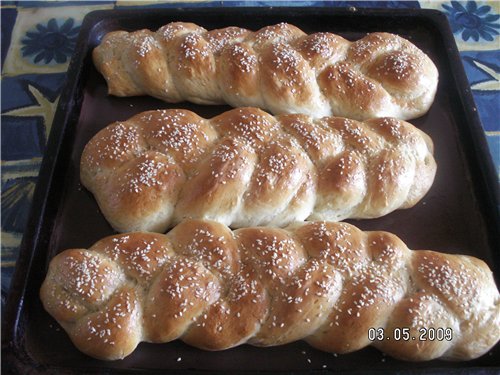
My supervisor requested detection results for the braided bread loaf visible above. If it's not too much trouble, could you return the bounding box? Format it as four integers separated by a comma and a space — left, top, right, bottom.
93, 22, 438, 121
40, 219, 500, 361
81, 107, 436, 233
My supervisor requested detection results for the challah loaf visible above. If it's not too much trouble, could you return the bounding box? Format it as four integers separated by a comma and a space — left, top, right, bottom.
40, 219, 500, 361
81, 107, 436, 233
93, 22, 438, 121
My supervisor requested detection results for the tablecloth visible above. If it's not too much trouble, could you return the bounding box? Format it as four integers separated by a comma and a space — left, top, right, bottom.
1, 0, 499, 307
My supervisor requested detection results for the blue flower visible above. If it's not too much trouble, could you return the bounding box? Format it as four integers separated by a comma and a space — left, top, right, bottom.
442, 1, 500, 41
21, 18, 80, 64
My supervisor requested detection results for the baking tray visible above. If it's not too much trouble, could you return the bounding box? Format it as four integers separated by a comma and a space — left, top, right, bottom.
3, 6, 500, 374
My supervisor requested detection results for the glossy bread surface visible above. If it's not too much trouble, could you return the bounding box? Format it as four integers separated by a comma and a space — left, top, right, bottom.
93, 22, 438, 121
81, 108, 436, 233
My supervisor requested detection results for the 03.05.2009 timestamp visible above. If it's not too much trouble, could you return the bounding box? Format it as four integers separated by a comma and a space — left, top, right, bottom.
368, 327, 453, 342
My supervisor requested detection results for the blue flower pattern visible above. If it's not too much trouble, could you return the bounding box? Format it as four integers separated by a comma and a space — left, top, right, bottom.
21, 18, 80, 64
442, 1, 500, 41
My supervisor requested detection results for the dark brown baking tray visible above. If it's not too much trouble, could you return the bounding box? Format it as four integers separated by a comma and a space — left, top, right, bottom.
3, 6, 500, 374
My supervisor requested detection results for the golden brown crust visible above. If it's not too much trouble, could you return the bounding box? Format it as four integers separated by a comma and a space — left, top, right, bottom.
93, 23, 438, 121
80, 107, 436, 233
40, 220, 500, 361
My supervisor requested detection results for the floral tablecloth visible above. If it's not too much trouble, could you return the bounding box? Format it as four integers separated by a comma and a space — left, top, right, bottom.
1, 0, 499, 306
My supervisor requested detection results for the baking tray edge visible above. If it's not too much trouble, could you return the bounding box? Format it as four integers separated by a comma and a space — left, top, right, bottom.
2, 6, 499, 374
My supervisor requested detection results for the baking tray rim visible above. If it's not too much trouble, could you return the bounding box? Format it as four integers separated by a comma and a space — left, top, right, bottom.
3, 6, 500, 374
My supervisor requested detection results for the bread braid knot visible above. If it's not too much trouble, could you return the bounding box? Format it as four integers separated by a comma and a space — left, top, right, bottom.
81, 107, 436, 233
40, 219, 500, 361
93, 22, 438, 121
